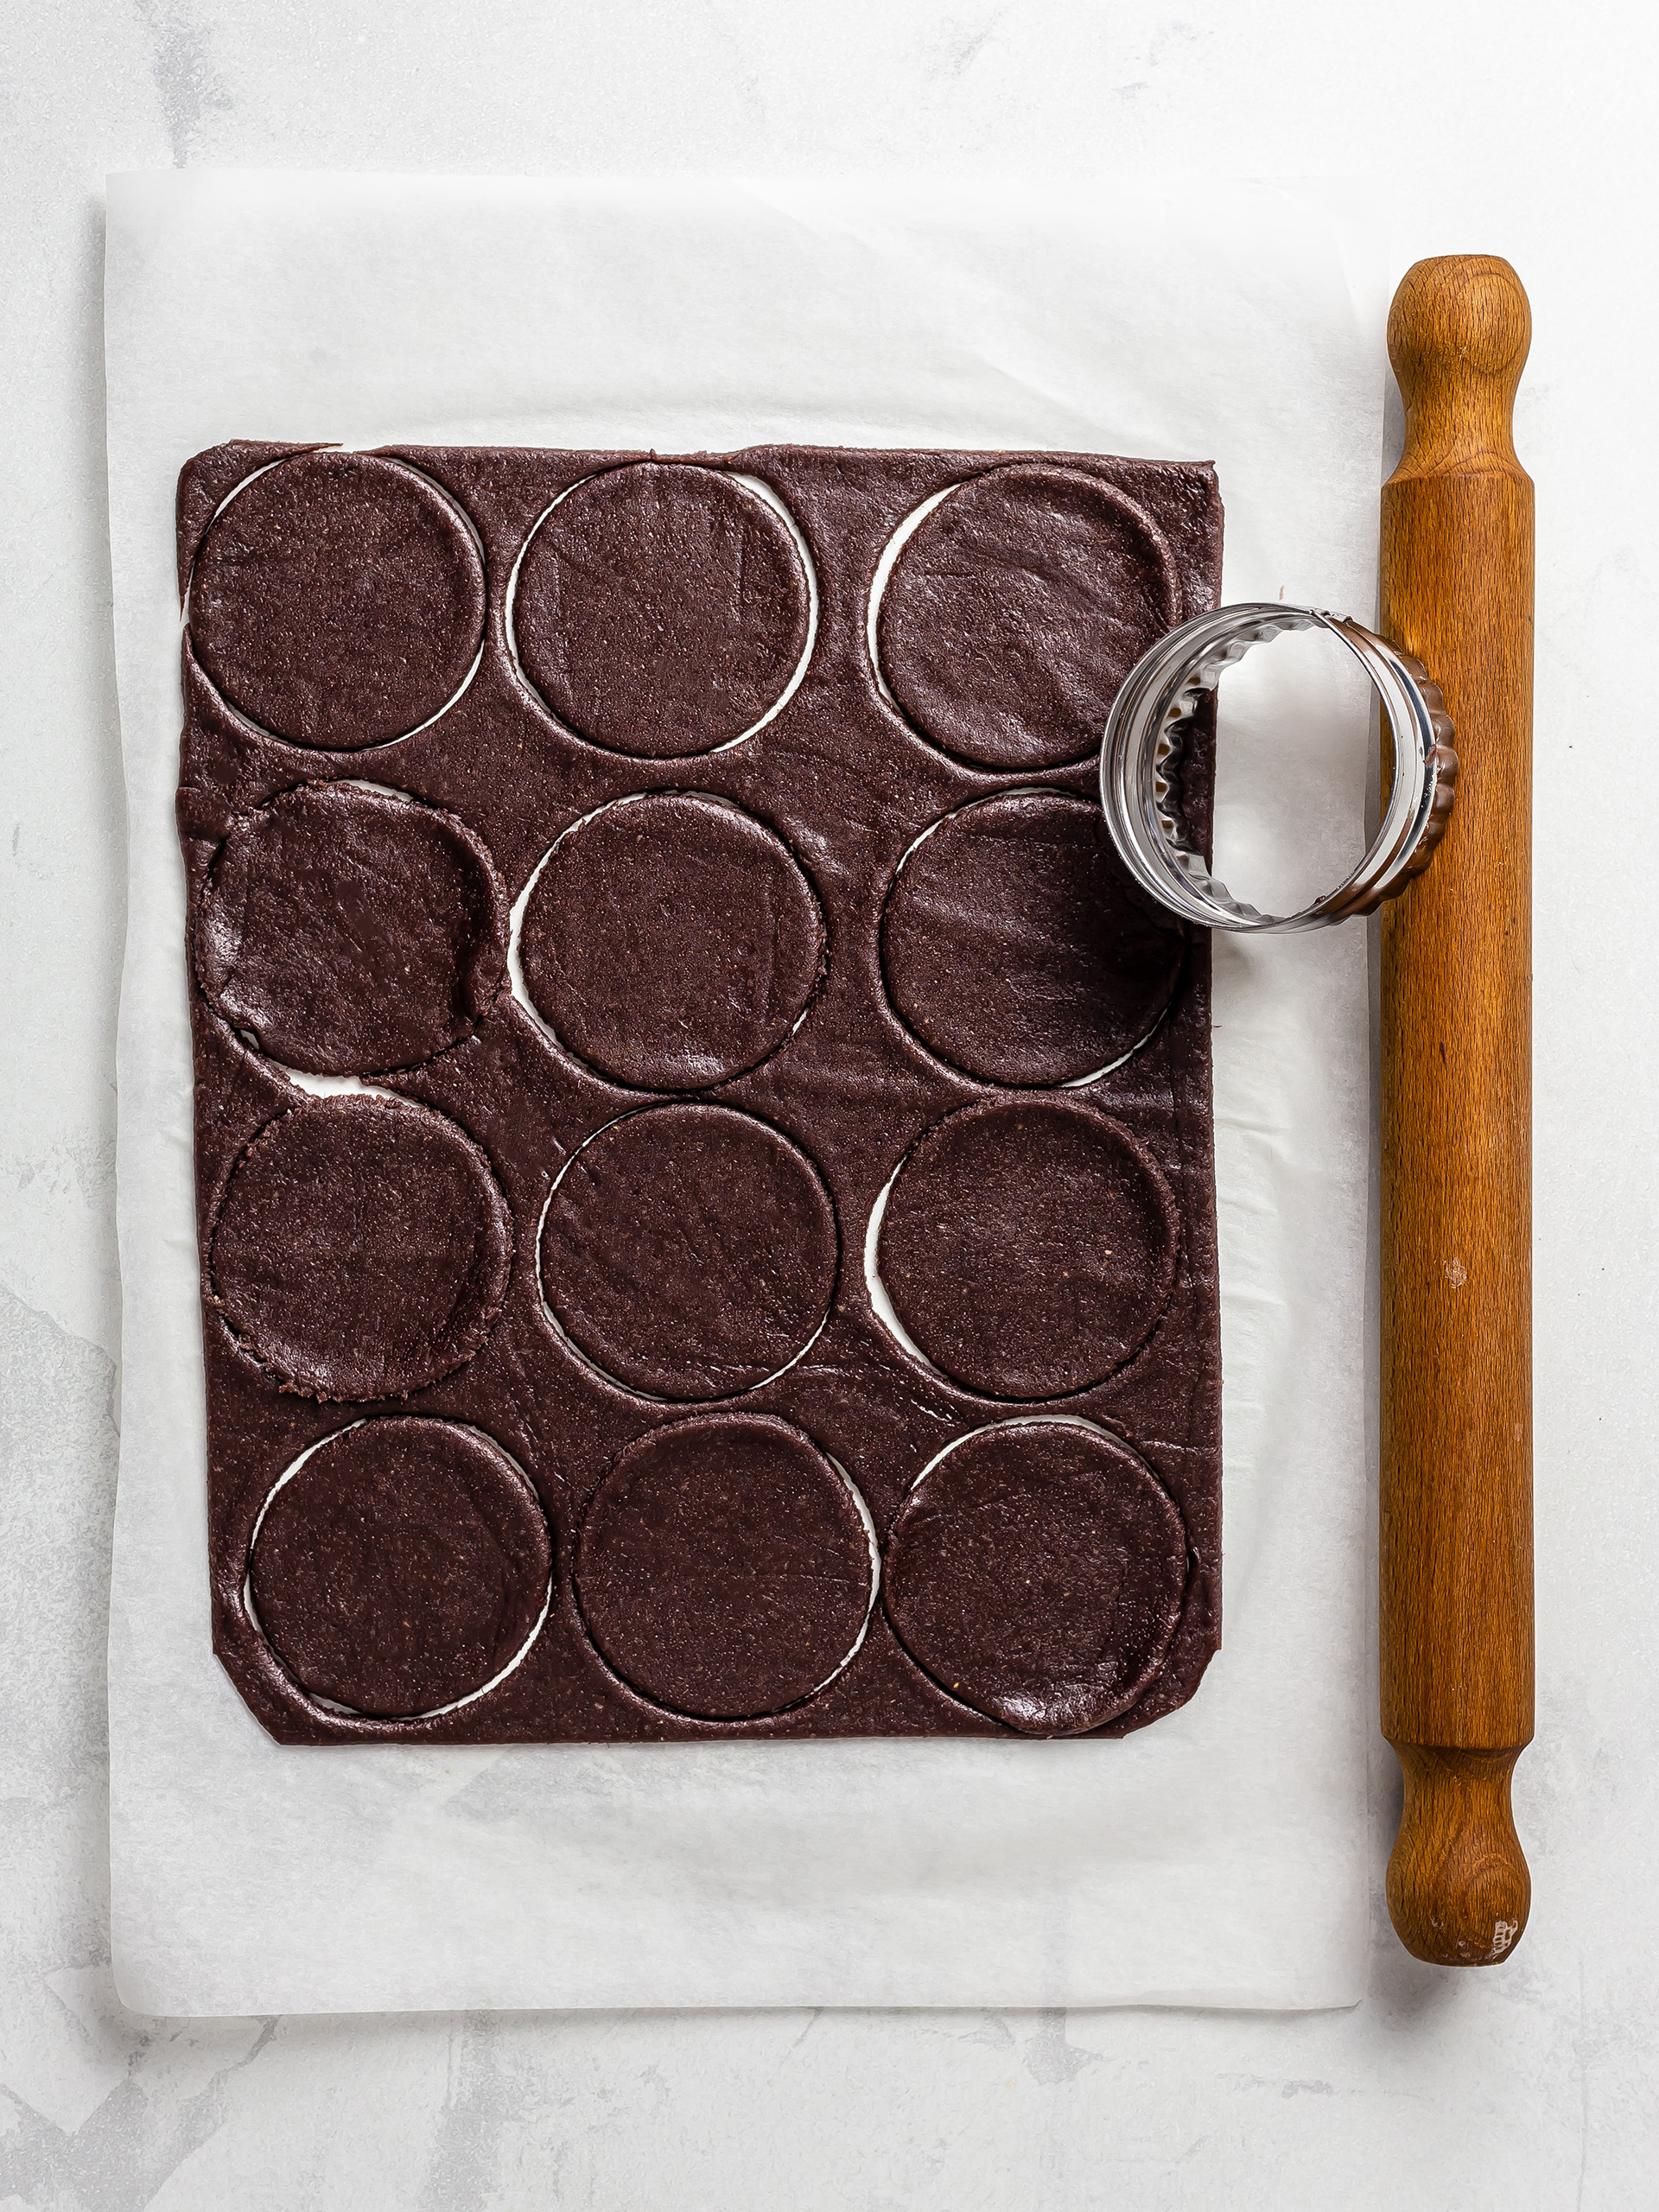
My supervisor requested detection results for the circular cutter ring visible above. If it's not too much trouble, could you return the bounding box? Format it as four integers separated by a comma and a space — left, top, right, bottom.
1099, 603, 1458, 933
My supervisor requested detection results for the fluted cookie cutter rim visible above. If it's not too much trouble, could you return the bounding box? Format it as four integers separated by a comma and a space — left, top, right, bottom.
1099, 603, 1458, 933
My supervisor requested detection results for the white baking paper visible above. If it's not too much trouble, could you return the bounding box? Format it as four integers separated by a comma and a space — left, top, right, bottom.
105, 172, 1385, 2016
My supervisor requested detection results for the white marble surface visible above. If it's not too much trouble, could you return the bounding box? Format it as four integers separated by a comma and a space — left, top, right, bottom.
2, 0, 1655, 2203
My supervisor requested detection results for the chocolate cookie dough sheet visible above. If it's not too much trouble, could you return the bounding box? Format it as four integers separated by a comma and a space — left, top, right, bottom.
106, 174, 1382, 2013
179, 438, 1224, 1749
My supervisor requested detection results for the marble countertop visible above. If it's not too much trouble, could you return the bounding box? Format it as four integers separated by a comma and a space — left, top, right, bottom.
3, 0, 1654, 2203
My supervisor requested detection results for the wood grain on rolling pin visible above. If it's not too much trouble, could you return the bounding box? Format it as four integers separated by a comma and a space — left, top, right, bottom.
1379, 255, 1535, 1965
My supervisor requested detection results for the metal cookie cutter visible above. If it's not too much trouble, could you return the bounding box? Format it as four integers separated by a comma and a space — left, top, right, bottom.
1100, 604, 1458, 932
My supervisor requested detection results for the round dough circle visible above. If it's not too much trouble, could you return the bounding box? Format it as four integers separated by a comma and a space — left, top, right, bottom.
195, 783, 508, 1076
880, 791, 1183, 1085
209, 1095, 512, 1401
882, 1420, 1187, 1734
188, 450, 486, 749
520, 791, 823, 1090
250, 1418, 550, 1719
512, 463, 811, 757
875, 463, 1182, 771
876, 1096, 1179, 1400
575, 1413, 873, 1719
540, 1103, 837, 1400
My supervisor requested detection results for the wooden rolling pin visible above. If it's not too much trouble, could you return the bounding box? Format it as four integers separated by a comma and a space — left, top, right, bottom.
1378, 256, 1535, 1964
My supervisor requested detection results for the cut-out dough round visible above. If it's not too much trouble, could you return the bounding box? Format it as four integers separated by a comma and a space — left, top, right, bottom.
876, 1096, 1179, 1399
541, 1103, 837, 1400
575, 1413, 872, 1719
880, 790, 1183, 1085
188, 450, 486, 749
209, 1095, 512, 1401
520, 791, 823, 1089
513, 463, 810, 757
250, 1418, 550, 1719
882, 1420, 1187, 1735
876, 462, 1182, 770
195, 783, 508, 1075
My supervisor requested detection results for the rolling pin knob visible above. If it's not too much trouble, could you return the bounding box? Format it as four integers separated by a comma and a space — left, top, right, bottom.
1387, 1745, 1530, 1966
1379, 257, 1535, 1966
1388, 257, 1531, 466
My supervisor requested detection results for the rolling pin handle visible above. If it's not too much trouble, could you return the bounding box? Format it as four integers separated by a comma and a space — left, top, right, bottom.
1386, 257, 1531, 474
1388, 1745, 1530, 1967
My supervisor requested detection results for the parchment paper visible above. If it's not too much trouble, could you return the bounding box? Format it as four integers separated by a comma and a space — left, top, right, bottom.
105, 172, 1385, 2016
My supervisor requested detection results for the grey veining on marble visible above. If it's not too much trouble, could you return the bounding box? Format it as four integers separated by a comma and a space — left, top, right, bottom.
3, 0, 1657, 2203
